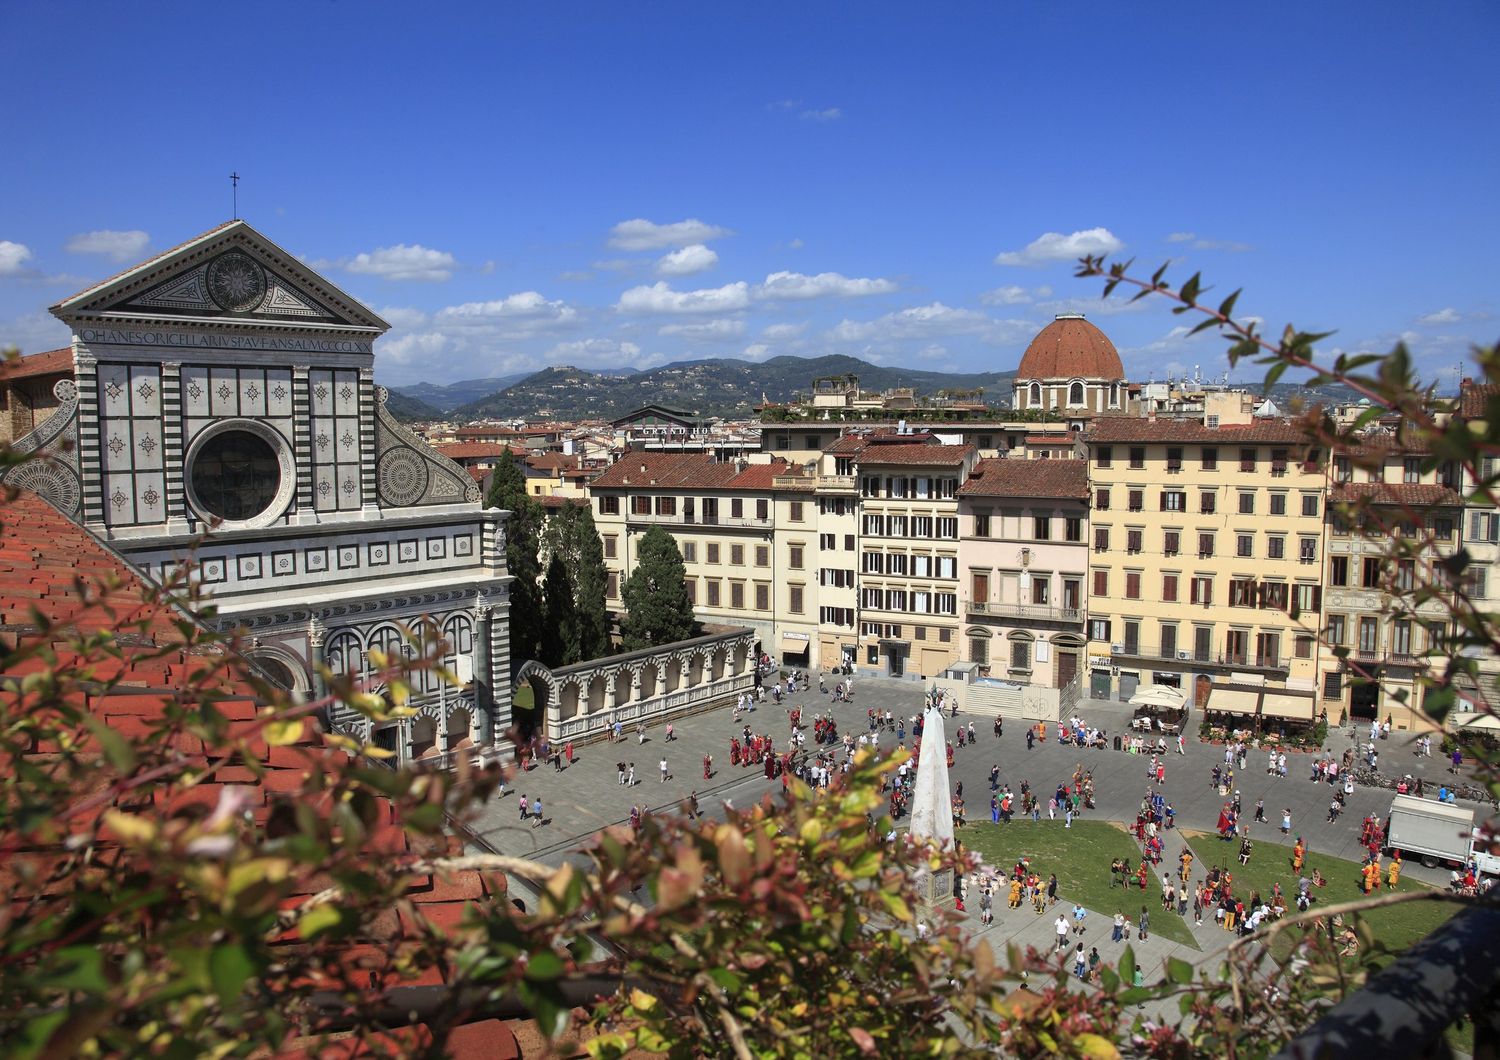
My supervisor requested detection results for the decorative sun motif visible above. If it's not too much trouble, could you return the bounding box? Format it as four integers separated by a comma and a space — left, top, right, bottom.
217, 383, 232, 401
206, 251, 267, 313
141, 487, 161, 508
315, 432, 330, 450
341, 479, 356, 495
245, 383, 260, 401
107, 435, 125, 456
104, 380, 125, 401
339, 384, 353, 402
110, 489, 128, 510
317, 481, 332, 496
340, 431, 354, 448
187, 382, 204, 400
315, 385, 328, 401
137, 434, 157, 456
272, 384, 287, 401
136, 381, 155, 401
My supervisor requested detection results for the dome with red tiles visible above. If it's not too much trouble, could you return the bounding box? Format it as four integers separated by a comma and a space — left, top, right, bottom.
1016, 314, 1124, 381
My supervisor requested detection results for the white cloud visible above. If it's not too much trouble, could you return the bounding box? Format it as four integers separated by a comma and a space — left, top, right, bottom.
800, 107, 842, 121
741, 343, 774, 361
756, 270, 896, 301
916, 343, 949, 361
829, 303, 1032, 346
1164, 231, 1252, 252
608, 218, 732, 251
658, 319, 746, 340
996, 227, 1124, 266
656, 243, 719, 277
979, 284, 1032, 306
436, 291, 578, 328
0, 241, 34, 277
616, 280, 751, 315
1417, 307, 1462, 326
0, 310, 70, 354
787, 238, 804, 250
1034, 295, 1153, 318
65, 229, 150, 262
332, 244, 458, 282
379, 330, 450, 367
558, 270, 593, 282
376, 306, 429, 329
761, 322, 807, 340
543, 338, 655, 370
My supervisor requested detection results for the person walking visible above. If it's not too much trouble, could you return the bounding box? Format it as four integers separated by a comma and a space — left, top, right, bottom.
565, 740, 574, 765
617, 761, 626, 785
627, 762, 637, 786
1054, 913, 1070, 953
1112, 910, 1125, 943
531, 797, 543, 827
661, 758, 670, 783
1254, 798, 1266, 824
1281, 808, 1292, 835
1138, 907, 1150, 941
1073, 903, 1087, 936
1074, 942, 1088, 980
518, 794, 528, 822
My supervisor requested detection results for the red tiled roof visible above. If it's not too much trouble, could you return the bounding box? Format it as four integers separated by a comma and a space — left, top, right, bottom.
465, 466, 489, 482
590, 451, 739, 490
1331, 482, 1463, 507
525, 452, 581, 472
853, 442, 974, 467
958, 457, 1089, 499
1086, 418, 1312, 444
434, 442, 517, 460
1460, 381, 1500, 420
1023, 433, 1075, 445
0, 347, 73, 383
727, 459, 811, 491
1017, 315, 1124, 382
455, 425, 520, 439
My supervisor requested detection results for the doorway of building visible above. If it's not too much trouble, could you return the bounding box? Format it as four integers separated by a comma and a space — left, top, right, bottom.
1349, 679, 1380, 720
887, 646, 906, 678
1056, 650, 1078, 689
1090, 670, 1112, 699
1118, 671, 1139, 703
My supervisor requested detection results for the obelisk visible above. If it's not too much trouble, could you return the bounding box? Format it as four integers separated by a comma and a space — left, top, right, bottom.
908, 704, 954, 908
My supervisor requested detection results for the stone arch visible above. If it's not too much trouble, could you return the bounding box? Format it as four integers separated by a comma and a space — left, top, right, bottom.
639, 660, 659, 700
246, 645, 310, 699
687, 649, 707, 686
1067, 380, 1085, 406
586, 673, 608, 714
1029, 381, 1041, 408
446, 706, 473, 752
411, 715, 439, 759
663, 653, 683, 693
512, 659, 556, 740
710, 646, 726, 682
612, 667, 632, 706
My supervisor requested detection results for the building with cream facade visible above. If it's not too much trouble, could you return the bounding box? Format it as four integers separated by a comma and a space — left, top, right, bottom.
1083, 418, 1326, 724
957, 458, 1090, 688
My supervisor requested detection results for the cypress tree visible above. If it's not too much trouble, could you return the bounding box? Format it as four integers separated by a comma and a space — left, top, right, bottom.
539, 553, 576, 668
484, 451, 544, 671
619, 525, 696, 651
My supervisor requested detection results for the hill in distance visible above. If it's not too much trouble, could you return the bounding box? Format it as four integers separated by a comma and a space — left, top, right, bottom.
451, 354, 1017, 421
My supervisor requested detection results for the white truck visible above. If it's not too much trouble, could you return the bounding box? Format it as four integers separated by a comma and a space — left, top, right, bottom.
1385, 793, 1495, 871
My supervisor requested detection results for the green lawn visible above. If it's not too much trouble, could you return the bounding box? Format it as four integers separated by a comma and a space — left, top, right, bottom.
1180, 830, 1458, 955
961, 820, 1198, 948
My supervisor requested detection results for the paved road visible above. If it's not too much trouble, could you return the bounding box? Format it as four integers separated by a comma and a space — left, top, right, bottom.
466, 675, 1486, 997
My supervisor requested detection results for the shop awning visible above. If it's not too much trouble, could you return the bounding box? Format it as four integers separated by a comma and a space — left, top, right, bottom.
778, 634, 810, 656
1456, 711, 1500, 733
1204, 687, 1261, 715
1260, 690, 1315, 721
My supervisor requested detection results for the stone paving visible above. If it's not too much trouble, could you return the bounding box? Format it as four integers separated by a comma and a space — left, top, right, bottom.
467, 675, 1483, 1003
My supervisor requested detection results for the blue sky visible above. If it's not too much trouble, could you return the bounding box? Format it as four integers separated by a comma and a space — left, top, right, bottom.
1, 1, 1496, 390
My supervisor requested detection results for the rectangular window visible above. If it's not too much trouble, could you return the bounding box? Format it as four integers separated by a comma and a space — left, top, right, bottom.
867, 645, 879, 665
1335, 456, 1352, 482
1323, 671, 1343, 700
1268, 536, 1285, 560
1094, 527, 1110, 552
1125, 571, 1141, 599
790, 501, 804, 522
889, 515, 909, 537
1299, 538, 1316, 564
1269, 493, 1286, 516
974, 512, 991, 537
1129, 447, 1145, 469
1237, 534, 1254, 558
938, 517, 958, 540
1191, 576, 1213, 606
730, 544, 745, 566
631, 496, 652, 516
1395, 559, 1415, 591
1123, 620, 1141, 655
1359, 616, 1379, 654
1011, 639, 1031, 671
599, 495, 620, 515
1089, 617, 1110, 642
756, 498, 769, 520
755, 545, 769, 567
607, 572, 618, 598
1128, 489, 1144, 512
731, 582, 745, 609
1161, 623, 1178, 656
845, 534, 856, 551
1271, 449, 1289, 476
1239, 492, 1256, 515
789, 544, 804, 569
1066, 516, 1083, 542
1093, 569, 1108, 597
684, 577, 695, 604
755, 583, 770, 610
1240, 448, 1256, 473
1301, 494, 1319, 517
1362, 557, 1383, 588
1034, 515, 1051, 540
682, 541, 696, 562
887, 553, 907, 575
970, 635, 989, 664
1256, 631, 1280, 667
1330, 555, 1348, 585
1295, 634, 1313, 660
1162, 573, 1179, 602
789, 585, 804, 613
707, 543, 720, 564
1230, 578, 1257, 607
1095, 487, 1111, 510
729, 498, 742, 519
653, 496, 676, 517
1471, 566, 1489, 599
1200, 491, 1216, 514
1162, 490, 1186, 512
1125, 528, 1142, 553
1198, 532, 1215, 558
1166, 447, 1183, 472
1435, 517, 1454, 541
707, 580, 721, 606
1261, 582, 1288, 611
1404, 457, 1421, 484
1292, 583, 1320, 616
1096, 446, 1113, 468
1164, 530, 1180, 556
1202, 447, 1218, 470
1327, 613, 1346, 645
603, 535, 617, 559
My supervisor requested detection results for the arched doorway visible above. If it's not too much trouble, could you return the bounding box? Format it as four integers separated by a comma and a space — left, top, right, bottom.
511, 665, 552, 742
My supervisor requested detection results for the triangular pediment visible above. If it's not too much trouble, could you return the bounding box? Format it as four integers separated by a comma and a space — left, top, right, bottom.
51, 221, 389, 334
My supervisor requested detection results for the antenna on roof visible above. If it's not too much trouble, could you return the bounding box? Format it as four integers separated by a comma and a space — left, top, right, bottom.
230, 171, 240, 220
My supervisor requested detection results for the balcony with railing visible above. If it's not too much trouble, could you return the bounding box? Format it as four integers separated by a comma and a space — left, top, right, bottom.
964, 599, 1084, 625
1102, 642, 1290, 675
626, 509, 774, 530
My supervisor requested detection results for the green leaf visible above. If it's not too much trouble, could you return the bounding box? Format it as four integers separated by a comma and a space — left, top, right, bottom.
707, 967, 743, 994
1167, 956, 1194, 984
84, 716, 137, 773
47, 945, 108, 992
209, 943, 256, 1002
265, 717, 304, 747
525, 950, 566, 981
298, 903, 342, 940
1118, 945, 1136, 985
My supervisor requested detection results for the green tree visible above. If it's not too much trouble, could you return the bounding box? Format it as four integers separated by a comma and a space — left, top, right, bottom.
485, 451, 544, 670
543, 501, 610, 663
619, 525, 696, 651
539, 553, 575, 667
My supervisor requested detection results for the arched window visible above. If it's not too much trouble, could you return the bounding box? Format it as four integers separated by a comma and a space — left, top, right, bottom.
367, 623, 408, 689
1109, 382, 1121, 408
325, 630, 363, 681
1029, 382, 1041, 408
442, 613, 476, 691
1068, 381, 1085, 406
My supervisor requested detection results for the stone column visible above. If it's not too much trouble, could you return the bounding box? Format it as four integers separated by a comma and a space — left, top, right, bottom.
471, 600, 494, 743
291, 366, 317, 524
308, 615, 327, 703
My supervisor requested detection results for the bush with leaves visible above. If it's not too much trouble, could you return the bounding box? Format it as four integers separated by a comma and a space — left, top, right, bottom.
618, 524, 697, 651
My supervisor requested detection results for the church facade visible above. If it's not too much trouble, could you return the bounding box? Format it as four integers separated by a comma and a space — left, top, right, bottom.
6, 221, 512, 763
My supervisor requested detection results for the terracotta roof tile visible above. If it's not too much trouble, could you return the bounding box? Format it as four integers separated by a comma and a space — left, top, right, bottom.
590, 452, 739, 490
1331, 482, 1463, 507
0, 347, 73, 382
1017, 315, 1124, 381
958, 457, 1090, 500
433, 442, 517, 460
1460, 381, 1500, 420
853, 442, 974, 467
1086, 418, 1312, 444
